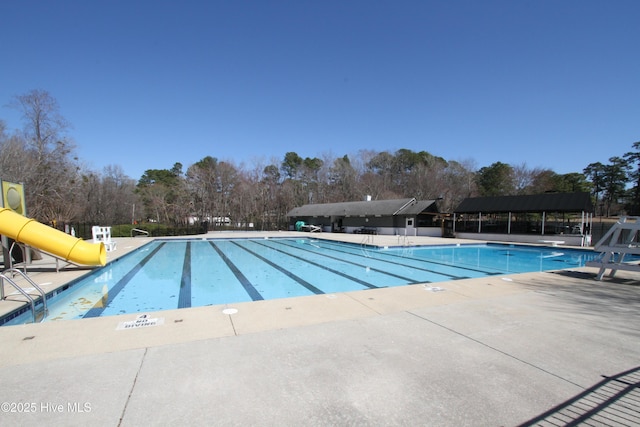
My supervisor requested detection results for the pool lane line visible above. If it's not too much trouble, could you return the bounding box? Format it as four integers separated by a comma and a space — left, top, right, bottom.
283, 239, 462, 280
208, 242, 264, 301
84, 242, 167, 318
277, 241, 460, 283
248, 240, 381, 289
309, 239, 499, 277
229, 241, 324, 295
312, 239, 490, 276
178, 241, 192, 308
265, 239, 429, 283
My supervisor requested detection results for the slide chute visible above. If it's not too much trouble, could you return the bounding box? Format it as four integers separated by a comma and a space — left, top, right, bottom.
0, 208, 106, 266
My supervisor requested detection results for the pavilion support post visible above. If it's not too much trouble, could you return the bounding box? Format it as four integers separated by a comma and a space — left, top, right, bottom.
542, 211, 546, 235
508, 211, 512, 234
478, 212, 482, 233
578, 210, 584, 246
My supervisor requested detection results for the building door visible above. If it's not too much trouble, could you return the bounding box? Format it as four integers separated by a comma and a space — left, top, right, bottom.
405, 216, 416, 236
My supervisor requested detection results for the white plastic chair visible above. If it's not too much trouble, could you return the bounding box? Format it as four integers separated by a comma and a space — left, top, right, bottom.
92, 226, 117, 252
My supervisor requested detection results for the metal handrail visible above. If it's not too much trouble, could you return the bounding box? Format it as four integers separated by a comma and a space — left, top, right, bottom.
131, 228, 150, 237
360, 235, 372, 258
7, 241, 28, 273
0, 268, 48, 323
361, 234, 374, 245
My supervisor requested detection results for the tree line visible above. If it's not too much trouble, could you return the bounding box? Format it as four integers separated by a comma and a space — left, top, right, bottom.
1, 90, 638, 231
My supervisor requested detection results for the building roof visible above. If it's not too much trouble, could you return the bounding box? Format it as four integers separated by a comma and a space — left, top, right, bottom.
400, 199, 440, 215
286, 198, 439, 218
454, 192, 594, 214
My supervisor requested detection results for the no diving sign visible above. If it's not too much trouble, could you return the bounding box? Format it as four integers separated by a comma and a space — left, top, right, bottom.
116, 314, 164, 330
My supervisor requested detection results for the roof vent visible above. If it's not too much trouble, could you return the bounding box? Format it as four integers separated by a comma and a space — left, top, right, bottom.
365, 195, 371, 202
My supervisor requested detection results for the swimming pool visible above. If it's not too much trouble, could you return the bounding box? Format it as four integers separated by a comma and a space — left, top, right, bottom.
3, 238, 600, 324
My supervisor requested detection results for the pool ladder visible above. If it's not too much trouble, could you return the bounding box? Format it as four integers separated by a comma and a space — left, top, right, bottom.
360, 235, 374, 257
361, 235, 374, 245
397, 235, 409, 246
0, 268, 48, 323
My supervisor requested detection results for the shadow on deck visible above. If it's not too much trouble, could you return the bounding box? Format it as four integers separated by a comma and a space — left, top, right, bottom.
520, 366, 640, 426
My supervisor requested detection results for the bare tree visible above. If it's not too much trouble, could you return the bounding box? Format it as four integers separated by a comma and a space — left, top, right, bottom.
8, 90, 79, 223
102, 165, 139, 224
0, 121, 32, 183
78, 170, 104, 223
440, 159, 478, 212
186, 156, 219, 222
213, 161, 238, 225
512, 163, 534, 194
11, 89, 71, 161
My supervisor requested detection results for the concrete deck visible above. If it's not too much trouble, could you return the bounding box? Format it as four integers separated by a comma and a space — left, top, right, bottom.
0, 232, 639, 426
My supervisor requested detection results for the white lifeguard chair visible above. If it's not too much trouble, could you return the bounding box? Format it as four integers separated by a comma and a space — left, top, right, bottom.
92, 226, 117, 252
586, 217, 640, 280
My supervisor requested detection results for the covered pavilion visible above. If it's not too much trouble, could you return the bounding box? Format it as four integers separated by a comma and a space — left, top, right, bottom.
452, 192, 594, 246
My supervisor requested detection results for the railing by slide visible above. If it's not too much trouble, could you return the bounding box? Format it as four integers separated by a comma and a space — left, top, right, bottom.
0, 268, 48, 323
130, 228, 150, 238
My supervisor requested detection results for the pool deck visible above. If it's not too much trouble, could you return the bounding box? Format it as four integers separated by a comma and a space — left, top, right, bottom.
0, 232, 639, 426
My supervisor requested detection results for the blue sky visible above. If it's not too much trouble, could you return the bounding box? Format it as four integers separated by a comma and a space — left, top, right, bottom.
1, 0, 638, 180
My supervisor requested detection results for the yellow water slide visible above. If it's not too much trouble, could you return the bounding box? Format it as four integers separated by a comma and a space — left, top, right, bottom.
0, 208, 106, 266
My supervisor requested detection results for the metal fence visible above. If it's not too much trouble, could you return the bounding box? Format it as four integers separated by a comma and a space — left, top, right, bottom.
61, 220, 289, 240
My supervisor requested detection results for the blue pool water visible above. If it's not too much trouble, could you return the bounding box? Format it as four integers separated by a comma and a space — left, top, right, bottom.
4, 238, 601, 324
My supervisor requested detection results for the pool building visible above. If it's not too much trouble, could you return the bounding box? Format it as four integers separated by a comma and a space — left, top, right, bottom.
286, 197, 442, 236
288, 192, 595, 247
